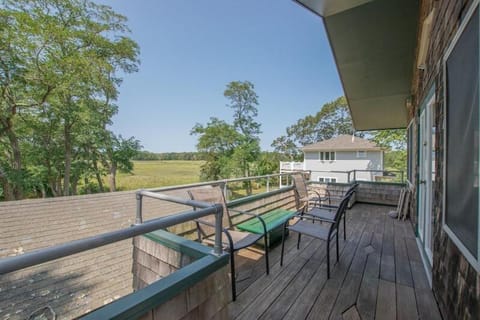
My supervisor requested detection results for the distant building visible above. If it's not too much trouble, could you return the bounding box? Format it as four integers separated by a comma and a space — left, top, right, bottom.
281, 135, 383, 183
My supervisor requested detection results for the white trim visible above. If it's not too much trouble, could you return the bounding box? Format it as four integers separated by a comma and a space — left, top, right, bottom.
406, 119, 415, 185
442, 0, 480, 272
416, 237, 433, 288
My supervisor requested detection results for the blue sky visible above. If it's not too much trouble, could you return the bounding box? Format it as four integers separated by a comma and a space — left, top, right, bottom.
97, 0, 344, 152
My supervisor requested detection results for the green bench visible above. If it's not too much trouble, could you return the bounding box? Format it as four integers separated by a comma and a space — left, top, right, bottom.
236, 208, 297, 247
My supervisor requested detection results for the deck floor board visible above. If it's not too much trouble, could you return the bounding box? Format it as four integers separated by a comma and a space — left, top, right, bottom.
229, 203, 442, 320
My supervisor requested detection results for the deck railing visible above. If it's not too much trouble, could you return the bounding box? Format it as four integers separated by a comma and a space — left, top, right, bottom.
0, 171, 405, 319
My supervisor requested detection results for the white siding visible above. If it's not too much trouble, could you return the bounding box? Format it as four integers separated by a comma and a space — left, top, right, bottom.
304, 150, 383, 183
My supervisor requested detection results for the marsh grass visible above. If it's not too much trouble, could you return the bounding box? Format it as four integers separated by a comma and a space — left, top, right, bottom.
115, 160, 204, 190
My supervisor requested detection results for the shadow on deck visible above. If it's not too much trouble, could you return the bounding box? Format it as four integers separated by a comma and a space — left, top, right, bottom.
229, 203, 442, 320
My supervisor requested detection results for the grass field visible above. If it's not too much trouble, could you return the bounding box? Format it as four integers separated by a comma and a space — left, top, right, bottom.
116, 160, 204, 191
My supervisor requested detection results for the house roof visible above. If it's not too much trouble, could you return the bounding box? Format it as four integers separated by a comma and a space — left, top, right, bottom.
294, 0, 419, 130
301, 134, 382, 151
0, 190, 191, 319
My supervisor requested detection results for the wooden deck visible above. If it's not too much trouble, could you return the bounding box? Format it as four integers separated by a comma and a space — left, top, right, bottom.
228, 203, 442, 320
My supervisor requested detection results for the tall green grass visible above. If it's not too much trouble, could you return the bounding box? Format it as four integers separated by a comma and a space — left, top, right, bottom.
116, 160, 204, 191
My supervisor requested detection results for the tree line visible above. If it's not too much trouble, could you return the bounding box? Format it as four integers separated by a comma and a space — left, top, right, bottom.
133, 151, 207, 161
0, 0, 140, 200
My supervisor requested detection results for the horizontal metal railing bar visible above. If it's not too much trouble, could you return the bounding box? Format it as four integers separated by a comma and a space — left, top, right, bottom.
0, 204, 222, 275
137, 190, 213, 209
146, 172, 297, 193
227, 185, 294, 208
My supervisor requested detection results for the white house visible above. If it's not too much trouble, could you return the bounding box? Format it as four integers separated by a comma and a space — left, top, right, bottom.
297, 135, 383, 183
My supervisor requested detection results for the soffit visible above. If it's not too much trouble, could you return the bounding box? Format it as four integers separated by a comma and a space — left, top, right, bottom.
295, 0, 419, 130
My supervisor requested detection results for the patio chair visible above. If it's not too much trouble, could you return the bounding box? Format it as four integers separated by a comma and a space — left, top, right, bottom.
188, 184, 269, 301
291, 172, 331, 211
280, 192, 353, 278
304, 183, 359, 240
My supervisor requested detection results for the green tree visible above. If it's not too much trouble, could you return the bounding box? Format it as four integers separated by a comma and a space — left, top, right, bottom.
191, 117, 240, 180
271, 97, 355, 156
0, 0, 139, 200
191, 81, 262, 193
370, 129, 407, 172
224, 81, 261, 194
102, 134, 141, 192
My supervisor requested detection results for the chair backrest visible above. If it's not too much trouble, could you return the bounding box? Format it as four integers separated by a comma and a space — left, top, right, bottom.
292, 173, 309, 210
292, 173, 308, 197
328, 192, 354, 238
188, 184, 233, 233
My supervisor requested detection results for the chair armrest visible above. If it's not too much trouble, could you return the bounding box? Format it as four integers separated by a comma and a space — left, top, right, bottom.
194, 218, 217, 228
195, 219, 233, 247
308, 189, 331, 206
296, 214, 330, 224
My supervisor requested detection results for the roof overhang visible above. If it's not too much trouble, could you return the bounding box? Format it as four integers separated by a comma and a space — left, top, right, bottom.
295, 0, 419, 130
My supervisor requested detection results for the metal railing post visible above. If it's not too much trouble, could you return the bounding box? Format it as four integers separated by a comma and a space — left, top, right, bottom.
135, 191, 143, 225
353, 170, 357, 182
213, 203, 223, 256
266, 176, 270, 192
401, 171, 404, 183
223, 181, 228, 201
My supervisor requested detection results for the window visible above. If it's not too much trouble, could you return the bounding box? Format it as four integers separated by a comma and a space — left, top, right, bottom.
443, 3, 480, 270
319, 151, 335, 161
356, 151, 367, 158
318, 177, 337, 183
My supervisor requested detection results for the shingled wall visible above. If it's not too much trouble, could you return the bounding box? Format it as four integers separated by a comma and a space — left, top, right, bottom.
412, 1, 480, 319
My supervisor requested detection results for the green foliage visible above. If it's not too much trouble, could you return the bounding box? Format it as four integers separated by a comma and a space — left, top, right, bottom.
0, 0, 140, 200
383, 150, 407, 173
191, 81, 262, 191
370, 129, 407, 150
271, 97, 356, 158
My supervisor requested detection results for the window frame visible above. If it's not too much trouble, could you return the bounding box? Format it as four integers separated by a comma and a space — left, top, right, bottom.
319, 151, 336, 162
356, 150, 367, 158
318, 177, 337, 183
442, 0, 480, 272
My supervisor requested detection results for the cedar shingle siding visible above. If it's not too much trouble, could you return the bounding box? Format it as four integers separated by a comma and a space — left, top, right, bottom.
413, 1, 479, 319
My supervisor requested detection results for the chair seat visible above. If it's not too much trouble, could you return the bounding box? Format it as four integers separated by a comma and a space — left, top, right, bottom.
306, 207, 336, 221
288, 220, 336, 240
205, 230, 264, 251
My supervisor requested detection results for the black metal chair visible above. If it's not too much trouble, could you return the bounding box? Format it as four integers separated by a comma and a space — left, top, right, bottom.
188, 184, 269, 301
280, 192, 353, 278
291, 172, 331, 210
303, 183, 359, 240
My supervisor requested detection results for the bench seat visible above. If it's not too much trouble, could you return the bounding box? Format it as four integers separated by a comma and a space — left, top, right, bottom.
237, 209, 297, 247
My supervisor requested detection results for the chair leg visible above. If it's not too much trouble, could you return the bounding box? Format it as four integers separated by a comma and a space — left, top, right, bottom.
297, 233, 302, 250
280, 223, 287, 266
264, 233, 270, 275
230, 249, 236, 301
336, 232, 339, 262
327, 239, 330, 278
